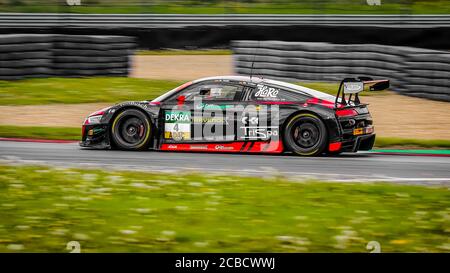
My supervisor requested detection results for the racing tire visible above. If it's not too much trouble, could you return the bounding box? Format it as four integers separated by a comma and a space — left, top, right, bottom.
55, 35, 134, 44
52, 49, 129, 57
0, 51, 52, 61
283, 113, 328, 156
0, 34, 53, 45
53, 55, 128, 63
111, 109, 152, 151
0, 43, 51, 53
53, 62, 127, 69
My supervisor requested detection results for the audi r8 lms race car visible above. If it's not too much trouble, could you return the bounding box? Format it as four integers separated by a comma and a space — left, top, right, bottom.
80, 75, 389, 156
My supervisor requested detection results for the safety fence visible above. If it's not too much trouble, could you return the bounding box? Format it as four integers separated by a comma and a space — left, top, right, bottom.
232, 40, 450, 102
1, 13, 450, 29
0, 34, 135, 80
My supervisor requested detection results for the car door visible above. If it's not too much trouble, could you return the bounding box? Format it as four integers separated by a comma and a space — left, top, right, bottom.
239, 83, 282, 142
241, 82, 310, 144
160, 80, 245, 143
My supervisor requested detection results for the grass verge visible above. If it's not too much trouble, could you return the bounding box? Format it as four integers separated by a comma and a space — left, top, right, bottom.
0, 164, 448, 252
1, 2, 449, 14
0, 77, 383, 106
375, 137, 450, 149
0, 77, 183, 106
0, 126, 80, 141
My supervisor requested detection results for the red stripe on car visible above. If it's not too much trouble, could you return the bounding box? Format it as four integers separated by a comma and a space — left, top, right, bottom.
160, 141, 283, 154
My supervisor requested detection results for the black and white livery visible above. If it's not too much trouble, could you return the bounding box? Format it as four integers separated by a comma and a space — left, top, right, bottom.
80, 75, 388, 156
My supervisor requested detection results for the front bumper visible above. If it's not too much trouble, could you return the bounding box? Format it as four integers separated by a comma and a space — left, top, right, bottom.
79, 124, 111, 149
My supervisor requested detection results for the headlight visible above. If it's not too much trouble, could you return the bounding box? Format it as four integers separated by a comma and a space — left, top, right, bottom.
85, 114, 103, 125
83, 107, 110, 125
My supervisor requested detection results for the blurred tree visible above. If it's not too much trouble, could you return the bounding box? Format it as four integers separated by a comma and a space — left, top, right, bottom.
7, 0, 24, 5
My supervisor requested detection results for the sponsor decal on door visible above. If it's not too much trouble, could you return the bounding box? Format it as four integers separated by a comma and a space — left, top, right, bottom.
164, 110, 191, 141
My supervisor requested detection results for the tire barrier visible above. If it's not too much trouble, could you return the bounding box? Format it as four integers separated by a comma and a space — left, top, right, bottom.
0, 34, 135, 80
232, 41, 450, 102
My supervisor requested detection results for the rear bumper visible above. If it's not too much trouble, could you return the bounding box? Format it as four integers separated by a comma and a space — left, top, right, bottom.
340, 133, 376, 152
333, 111, 375, 153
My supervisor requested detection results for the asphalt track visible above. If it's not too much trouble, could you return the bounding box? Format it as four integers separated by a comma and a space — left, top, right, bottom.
1, 140, 450, 185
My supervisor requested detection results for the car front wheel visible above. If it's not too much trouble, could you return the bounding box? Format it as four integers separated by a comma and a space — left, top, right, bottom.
111, 109, 152, 150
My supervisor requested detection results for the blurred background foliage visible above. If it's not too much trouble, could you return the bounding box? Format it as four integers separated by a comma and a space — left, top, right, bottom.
0, 0, 449, 14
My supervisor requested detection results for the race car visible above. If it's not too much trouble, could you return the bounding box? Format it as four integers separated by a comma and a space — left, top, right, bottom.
80, 75, 388, 156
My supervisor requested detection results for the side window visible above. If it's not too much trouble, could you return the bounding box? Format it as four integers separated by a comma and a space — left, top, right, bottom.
250, 84, 307, 101
173, 83, 242, 102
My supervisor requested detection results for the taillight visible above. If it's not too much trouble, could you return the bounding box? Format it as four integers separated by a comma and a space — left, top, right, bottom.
335, 109, 358, 117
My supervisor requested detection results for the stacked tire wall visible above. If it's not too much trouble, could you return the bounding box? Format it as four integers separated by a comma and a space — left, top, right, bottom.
0, 34, 135, 80
0, 34, 54, 80
232, 41, 450, 102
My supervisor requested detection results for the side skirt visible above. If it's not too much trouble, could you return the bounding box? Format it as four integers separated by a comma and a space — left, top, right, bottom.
159, 141, 284, 154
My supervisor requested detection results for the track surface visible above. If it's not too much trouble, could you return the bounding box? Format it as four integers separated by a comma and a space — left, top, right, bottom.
1, 141, 450, 185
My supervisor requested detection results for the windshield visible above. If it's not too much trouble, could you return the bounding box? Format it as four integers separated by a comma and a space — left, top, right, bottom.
153, 79, 338, 104
151, 81, 193, 103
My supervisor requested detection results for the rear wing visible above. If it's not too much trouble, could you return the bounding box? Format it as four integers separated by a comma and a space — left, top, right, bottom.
335, 77, 389, 108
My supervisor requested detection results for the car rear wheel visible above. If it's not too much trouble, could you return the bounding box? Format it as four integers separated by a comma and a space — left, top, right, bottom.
283, 113, 327, 156
111, 109, 152, 150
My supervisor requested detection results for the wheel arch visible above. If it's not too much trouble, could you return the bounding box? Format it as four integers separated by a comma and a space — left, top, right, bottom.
281, 109, 330, 155
109, 105, 155, 125
281, 109, 330, 140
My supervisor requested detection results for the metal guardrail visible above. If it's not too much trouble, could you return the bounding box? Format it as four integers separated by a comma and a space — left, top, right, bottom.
1, 13, 450, 28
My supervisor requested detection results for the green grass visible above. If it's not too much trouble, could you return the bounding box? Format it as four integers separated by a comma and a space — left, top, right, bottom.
375, 137, 450, 149
0, 77, 182, 106
136, 49, 232, 56
1, 1, 449, 14
0, 126, 80, 141
0, 77, 384, 106
0, 164, 448, 252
